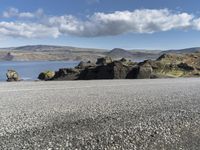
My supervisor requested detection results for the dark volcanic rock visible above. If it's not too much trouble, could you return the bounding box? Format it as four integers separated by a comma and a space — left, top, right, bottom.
137, 65, 153, 79
136, 60, 153, 79
177, 63, 194, 71
76, 61, 96, 69
96, 57, 112, 65
38, 57, 156, 81
38, 53, 200, 81
139, 60, 159, 69
79, 60, 135, 80
53, 68, 80, 80
120, 58, 127, 62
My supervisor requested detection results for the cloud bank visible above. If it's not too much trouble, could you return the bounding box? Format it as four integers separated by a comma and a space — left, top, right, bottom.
0, 8, 200, 38
2, 8, 44, 19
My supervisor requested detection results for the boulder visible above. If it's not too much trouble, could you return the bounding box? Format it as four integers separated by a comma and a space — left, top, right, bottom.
96, 57, 112, 65
137, 65, 153, 79
6, 70, 20, 82
53, 68, 80, 80
139, 60, 161, 70
111, 61, 134, 79
38, 71, 55, 81
177, 63, 194, 71
120, 58, 127, 62
76, 61, 96, 69
136, 60, 153, 79
79, 60, 135, 79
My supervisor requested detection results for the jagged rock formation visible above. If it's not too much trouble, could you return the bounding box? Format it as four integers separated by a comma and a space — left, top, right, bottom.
41, 57, 149, 80
78, 59, 136, 80
96, 57, 113, 65
38, 53, 200, 81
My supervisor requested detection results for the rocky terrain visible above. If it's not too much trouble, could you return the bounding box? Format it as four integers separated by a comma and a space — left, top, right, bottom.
38, 52, 200, 81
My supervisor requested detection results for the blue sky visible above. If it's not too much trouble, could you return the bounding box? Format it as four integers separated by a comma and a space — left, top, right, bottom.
0, 0, 200, 50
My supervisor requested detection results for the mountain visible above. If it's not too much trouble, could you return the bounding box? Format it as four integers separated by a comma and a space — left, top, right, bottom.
106, 48, 134, 58
106, 48, 161, 61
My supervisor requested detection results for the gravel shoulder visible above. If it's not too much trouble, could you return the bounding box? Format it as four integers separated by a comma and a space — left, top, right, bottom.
0, 78, 200, 149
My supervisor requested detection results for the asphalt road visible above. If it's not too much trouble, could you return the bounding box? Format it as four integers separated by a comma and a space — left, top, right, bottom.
0, 78, 200, 149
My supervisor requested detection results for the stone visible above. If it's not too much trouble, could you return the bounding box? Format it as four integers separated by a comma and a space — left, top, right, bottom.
96, 57, 112, 65
137, 66, 153, 79
79, 60, 135, 80
120, 58, 127, 62
53, 68, 80, 80
6, 70, 20, 82
177, 63, 194, 71
76, 61, 96, 69
38, 71, 55, 81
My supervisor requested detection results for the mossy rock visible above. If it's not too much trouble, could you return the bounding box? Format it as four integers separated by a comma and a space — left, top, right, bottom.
38, 71, 55, 80
6, 70, 20, 82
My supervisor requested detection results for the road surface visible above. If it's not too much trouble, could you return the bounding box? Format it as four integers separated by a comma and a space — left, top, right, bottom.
0, 78, 200, 149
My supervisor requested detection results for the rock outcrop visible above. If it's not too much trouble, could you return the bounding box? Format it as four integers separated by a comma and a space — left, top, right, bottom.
79, 60, 136, 80
38, 53, 200, 81
6, 70, 20, 82
76, 61, 95, 69
96, 57, 113, 65
53, 68, 80, 80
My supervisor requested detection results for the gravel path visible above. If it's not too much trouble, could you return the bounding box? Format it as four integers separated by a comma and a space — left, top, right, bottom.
0, 78, 200, 149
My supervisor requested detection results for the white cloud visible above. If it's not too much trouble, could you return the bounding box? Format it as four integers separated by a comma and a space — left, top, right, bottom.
2, 8, 44, 19
1, 8, 200, 38
0, 22, 60, 38
46, 9, 195, 37
3, 8, 19, 18
192, 18, 200, 30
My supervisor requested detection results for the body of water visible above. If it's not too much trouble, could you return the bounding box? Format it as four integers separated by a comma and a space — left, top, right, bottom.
0, 61, 79, 81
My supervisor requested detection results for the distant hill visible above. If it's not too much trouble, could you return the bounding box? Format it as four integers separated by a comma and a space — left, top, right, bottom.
1, 45, 200, 62
106, 48, 134, 58
0, 45, 108, 62
0, 45, 164, 62
163, 47, 200, 54
11, 45, 108, 53
14, 45, 67, 51
105, 48, 162, 62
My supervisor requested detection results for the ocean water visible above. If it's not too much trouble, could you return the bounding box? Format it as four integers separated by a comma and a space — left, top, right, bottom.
0, 61, 79, 81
